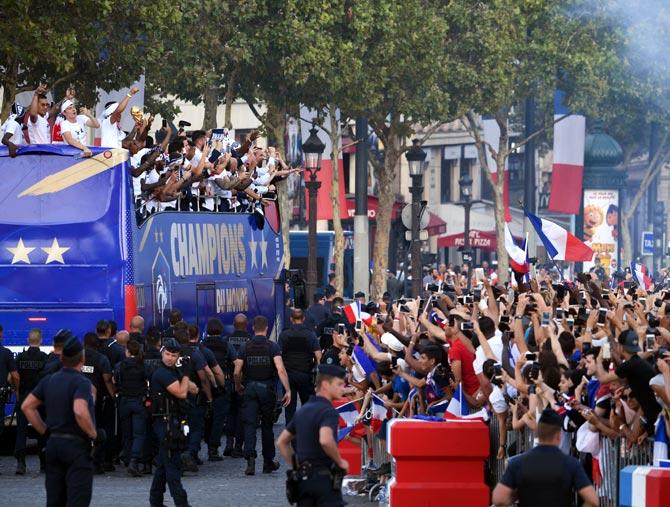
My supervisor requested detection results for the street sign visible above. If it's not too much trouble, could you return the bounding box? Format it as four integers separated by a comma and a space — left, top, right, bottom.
642, 231, 654, 256
405, 230, 429, 241
401, 203, 429, 230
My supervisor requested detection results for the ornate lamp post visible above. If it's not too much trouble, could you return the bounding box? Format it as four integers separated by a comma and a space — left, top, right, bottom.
406, 139, 427, 297
302, 125, 326, 303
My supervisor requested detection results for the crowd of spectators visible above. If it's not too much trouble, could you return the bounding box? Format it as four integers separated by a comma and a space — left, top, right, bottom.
0, 83, 301, 224
302, 263, 670, 497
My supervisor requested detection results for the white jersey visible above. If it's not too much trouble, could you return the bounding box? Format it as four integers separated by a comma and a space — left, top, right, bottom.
27, 112, 51, 144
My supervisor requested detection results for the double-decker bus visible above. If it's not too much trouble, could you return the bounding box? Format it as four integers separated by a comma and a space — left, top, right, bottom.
0, 144, 286, 351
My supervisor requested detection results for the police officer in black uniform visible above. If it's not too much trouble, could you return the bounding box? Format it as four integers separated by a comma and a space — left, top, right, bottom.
82, 332, 116, 474
320, 325, 349, 367
224, 313, 251, 457
149, 338, 197, 507
114, 339, 148, 476
14, 328, 48, 475
175, 327, 210, 472
21, 333, 100, 507
233, 315, 291, 475
278, 309, 321, 424
41, 329, 70, 378
0, 324, 19, 443
142, 331, 163, 475
201, 318, 237, 461
276, 364, 349, 507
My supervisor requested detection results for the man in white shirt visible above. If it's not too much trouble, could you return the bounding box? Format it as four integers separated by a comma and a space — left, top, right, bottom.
60, 100, 100, 157
27, 84, 51, 144
472, 317, 519, 397
1, 104, 27, 157
100, 85, 139, 148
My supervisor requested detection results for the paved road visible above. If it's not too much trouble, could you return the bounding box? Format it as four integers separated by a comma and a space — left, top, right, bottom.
0, 423, 369, 506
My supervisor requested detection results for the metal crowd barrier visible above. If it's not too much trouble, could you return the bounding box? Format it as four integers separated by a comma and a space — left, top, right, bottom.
487, 418, 654, 506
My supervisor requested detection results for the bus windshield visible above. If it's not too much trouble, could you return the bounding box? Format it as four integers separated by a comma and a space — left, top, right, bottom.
0, 154, 113, 225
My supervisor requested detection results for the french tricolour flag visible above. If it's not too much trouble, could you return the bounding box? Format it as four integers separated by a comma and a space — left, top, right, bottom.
653, 415, 669, 466
548, 90, 585, 214
526, 210, 593, 262
444, 384, 489, 421
336, 399, 360, 442
343, 302, 372, 326
482, 117, 511, 222
631, 262, 653, 290
505, 223, 529, 274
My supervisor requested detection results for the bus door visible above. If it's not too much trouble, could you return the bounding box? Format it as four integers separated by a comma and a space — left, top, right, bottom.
196, 283, 216, 337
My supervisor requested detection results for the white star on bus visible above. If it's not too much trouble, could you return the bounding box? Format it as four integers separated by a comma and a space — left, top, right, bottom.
7, 238, 35, 264
41, 238, 70, 264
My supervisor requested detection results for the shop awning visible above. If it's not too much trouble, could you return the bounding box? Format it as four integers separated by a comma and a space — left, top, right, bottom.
426, 212, 447, 236
435, 202, 524, 251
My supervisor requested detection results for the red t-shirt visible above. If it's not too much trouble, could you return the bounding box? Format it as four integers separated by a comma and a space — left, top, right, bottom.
448, 339, 479, 396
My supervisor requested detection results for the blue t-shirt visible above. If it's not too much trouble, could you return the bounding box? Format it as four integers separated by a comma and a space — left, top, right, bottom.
151, 364, 182, 397
501, 444, 591, 507
32, 368, 95, 438
199, 345, 218, 369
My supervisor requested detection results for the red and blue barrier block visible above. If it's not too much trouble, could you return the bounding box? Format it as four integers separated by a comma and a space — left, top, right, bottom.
619, 465, 670, 507
387, 419, 489, 507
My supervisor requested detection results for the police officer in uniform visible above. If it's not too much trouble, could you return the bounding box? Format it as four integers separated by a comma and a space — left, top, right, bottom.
175, 327, 210, 472
21, 333, 100, 507
278, 309, 321, 424
83, 332, 116, 474
201, 318, 237, 461
233, 315, 291, 475
142, 331, 163, 475
0, 324, 19, 442
225, 313, 251, 457
14, 328, 48, 475
492, 408, 598, 507
150, 338, 197, 507
276, 364, 349, 507
114, 340, 148, 476
41, 329, 70, 377
320, 326, 349, 367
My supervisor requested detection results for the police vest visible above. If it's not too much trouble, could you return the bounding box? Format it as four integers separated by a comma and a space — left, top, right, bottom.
16, 347, 48, 394
227, 332, 250, 352
179, 345, 199, 385
243, 339, 276, 382
281, 329, 314, 373
81, 348, 105, 392
118, 357, 147, 397
203, 335, 229, 370
144, 349, 162, 380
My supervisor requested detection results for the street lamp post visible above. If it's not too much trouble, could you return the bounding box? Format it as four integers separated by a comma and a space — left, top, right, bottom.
458, 173, 474, 288
406, 139, 427, 298
302, 125, 326, 304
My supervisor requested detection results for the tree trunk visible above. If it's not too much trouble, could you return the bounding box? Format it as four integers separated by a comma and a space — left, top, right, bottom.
328, 108, 345, 296
493, 181, 509, 283
0, 57, 18, 122
371, 136, 400, 299
202, 87, 219, 130
266, 101, 291, 270
223, 70, 237, 130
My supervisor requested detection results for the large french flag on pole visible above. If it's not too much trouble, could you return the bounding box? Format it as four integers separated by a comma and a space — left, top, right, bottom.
482, 117, 511, 222
548, 90, 585, 214
526, 210, 593, 262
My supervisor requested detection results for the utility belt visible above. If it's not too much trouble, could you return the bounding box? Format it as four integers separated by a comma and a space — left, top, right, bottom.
286, 460, 344, 504
151, 391, 189, 450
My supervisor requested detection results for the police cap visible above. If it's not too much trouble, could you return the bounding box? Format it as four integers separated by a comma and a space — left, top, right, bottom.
538, 408, 562, 428
53, 328, 74, 346
163, 337, 181, 353
62, 336, 83, 358
317, 364, 346, 379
